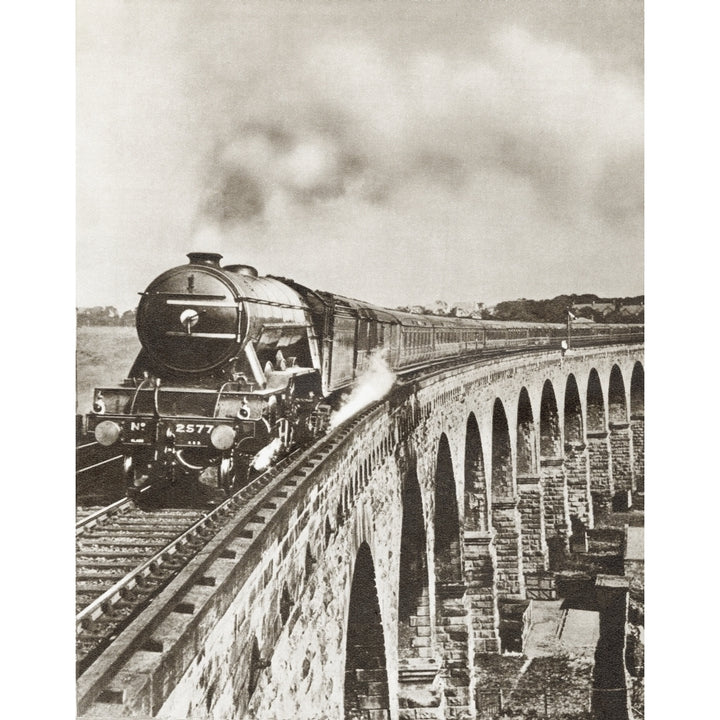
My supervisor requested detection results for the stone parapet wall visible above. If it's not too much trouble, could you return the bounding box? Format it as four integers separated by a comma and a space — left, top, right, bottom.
158, 408, 403, 720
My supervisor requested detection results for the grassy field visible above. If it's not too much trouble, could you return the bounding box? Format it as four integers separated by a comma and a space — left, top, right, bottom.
76, 326, 141, 414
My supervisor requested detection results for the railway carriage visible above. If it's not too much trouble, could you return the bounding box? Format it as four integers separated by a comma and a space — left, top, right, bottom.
86, 252, 642, 496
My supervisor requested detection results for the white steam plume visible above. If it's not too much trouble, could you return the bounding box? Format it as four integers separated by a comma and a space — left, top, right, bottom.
330, 352, 396, 430
252, 437, 283, 472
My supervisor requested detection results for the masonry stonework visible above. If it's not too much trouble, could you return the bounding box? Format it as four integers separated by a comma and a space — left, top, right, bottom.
435, 583, 472, 719
539, 458, 570, 567
630, 415, 644, 494
609, 424, 634, 509
587, 432, 612, 517
516, 476, 547, 576
462, 533, 500, 655
564, 442, 593, 530
491, 500, 525, 598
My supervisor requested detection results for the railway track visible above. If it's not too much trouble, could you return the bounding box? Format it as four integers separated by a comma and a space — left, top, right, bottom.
76, 498, 211, 672
76, 401, 376, 706
75, 438, 324, 676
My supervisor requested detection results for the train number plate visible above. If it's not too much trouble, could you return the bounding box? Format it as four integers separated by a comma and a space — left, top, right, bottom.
173, 423, 214, 435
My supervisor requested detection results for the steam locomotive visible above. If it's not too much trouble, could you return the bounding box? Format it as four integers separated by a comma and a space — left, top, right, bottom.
87, 252, 642, 496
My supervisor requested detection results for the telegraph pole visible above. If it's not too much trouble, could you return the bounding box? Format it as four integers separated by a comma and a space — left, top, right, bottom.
566, 306, 573, 349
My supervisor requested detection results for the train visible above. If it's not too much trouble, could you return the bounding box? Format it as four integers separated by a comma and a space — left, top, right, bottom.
87, 252, 643, 497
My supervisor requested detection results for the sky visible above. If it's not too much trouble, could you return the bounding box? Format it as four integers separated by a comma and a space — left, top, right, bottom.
76, 0, 644, 312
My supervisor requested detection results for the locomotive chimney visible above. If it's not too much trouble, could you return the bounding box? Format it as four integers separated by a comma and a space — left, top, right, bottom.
187, 252, 223, 267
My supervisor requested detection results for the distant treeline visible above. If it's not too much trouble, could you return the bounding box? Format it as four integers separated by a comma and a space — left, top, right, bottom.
493, 295, 644, 324
77, 306, 136, 326
399, 294, 644, 324
77, 294, 645, 326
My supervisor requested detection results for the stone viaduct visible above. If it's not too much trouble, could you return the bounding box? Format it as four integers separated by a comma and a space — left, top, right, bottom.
82, 343, 643, 720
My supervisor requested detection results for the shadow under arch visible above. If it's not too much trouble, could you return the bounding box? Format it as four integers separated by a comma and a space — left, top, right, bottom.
608, 364, 633, 510
586, 369, 606, 434
586, 368, 610, 518
563, 373, 592, 542
516, 387, 538, 476
608, 365, 628, 426
344, 542, 390, 719
564, 374, 584, 446
630, 362, 645, 493
434, 433, 462, 584
491, 398, 513, 500
540, 379, 562, 459
630, 362, 644, 418
398, 466, 430, 662
491, 398, 523, 597
464, 412, 488, 532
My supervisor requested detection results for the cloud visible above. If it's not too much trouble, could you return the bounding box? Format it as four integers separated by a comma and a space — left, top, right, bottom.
196, 26, 642, 239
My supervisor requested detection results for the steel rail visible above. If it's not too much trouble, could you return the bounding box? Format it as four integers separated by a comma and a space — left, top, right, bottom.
76, 482, 157, 535
76, 497, 133, 535
75, 454, 123, 474
76, 441, 100, 451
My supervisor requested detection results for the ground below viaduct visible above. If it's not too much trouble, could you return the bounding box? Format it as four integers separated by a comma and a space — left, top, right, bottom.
81, 343, 644, 720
